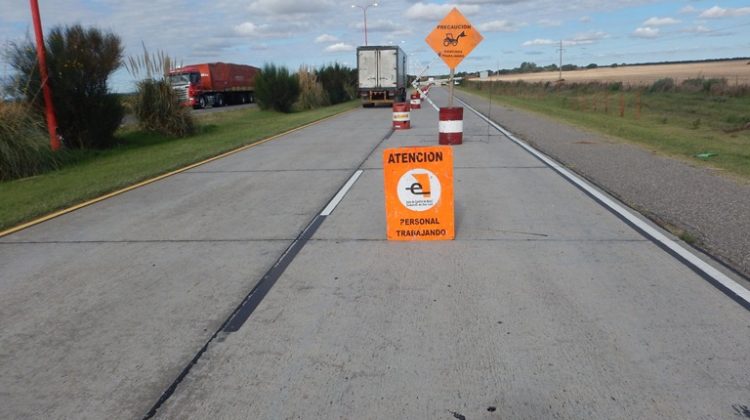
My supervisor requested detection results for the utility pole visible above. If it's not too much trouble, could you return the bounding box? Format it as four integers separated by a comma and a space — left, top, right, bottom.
557, 40, 564, 81
29, 0, 61, 151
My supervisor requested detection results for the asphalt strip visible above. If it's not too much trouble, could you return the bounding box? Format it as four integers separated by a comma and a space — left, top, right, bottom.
422, 93, 750, 311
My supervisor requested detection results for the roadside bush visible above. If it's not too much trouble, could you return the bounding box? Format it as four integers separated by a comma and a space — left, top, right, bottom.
126, 47, 194, 137
681, 77, 705, 93
317, 64, 356, 105
608, 82, 623, 92
4, 25, 124, 149
255, 64, 300, 113
131, 79, 194, 137
295, 65, 328, 111
649, 78, 675, 93
0, 101, 61, 180
704, 78, 728, 94
680, 77, 729, 95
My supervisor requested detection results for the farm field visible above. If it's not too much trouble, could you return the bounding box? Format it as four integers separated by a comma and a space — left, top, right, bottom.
479, 59, 750, 86
461, 71, 750, 180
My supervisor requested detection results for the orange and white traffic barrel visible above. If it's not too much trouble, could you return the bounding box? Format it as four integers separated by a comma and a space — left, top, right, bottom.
439, 107, 463, 145
392, 102, 411, 129
410, 93, 421, 109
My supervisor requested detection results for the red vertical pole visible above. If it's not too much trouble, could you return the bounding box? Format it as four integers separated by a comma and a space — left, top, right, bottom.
29, 0, 61, 151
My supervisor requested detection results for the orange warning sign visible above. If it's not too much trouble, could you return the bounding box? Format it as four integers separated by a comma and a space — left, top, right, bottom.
383, 146, 454, 241
425, 7, 484, 70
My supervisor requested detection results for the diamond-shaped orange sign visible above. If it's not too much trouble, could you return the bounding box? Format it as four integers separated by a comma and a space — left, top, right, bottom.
425, 7, 483, 70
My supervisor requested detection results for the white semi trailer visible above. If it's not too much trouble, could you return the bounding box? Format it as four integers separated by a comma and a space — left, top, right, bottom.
356, 46, 407, 107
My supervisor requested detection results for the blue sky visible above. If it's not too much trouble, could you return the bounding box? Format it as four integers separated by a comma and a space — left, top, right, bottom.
1, 0, 749, 92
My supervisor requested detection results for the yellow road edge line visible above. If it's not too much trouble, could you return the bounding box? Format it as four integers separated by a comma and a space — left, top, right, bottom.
0, 107, 358, 239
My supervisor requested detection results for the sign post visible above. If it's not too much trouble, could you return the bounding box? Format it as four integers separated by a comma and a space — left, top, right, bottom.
425, 7, 483, 106
383, 146, 454, 241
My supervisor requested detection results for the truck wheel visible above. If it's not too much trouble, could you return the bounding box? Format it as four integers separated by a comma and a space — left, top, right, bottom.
216, 94, 225, 107
198, 96, 207, 109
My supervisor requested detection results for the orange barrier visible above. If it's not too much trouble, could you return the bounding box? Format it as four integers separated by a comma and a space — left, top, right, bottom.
392, 102, 411, 129
438, 107, 463, 145
410, 93, 421, 109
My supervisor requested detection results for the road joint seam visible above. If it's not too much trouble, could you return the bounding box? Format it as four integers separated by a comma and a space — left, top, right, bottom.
142, 123, 393, 418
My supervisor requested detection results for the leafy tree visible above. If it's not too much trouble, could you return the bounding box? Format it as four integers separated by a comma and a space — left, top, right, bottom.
255, 64, 300, 113
5, 24, 124, 149
317, 63, 356, 105
518, 62, 539, 73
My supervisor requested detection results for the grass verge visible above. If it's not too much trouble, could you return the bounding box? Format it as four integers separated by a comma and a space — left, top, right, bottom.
459, 84, 750, 180
0, 101, 358, 232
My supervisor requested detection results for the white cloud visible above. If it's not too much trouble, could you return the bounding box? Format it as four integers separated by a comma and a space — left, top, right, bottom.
477, 20, 520, 32
522, 32, 606, 48
579, 16, 592, 23
632, 26, 660, 38
247, 0, 334, 15
522, 38, 557, 46
233, 22, 268, 36
353, 20, 402, 32
405, 3, 480, 21
232, 21, 296, 38
643, 17, 680, 26
699, 6, 750, 18
679, 5, 697, 14
537, 18, 562, 27
683, 25, 712, 34
315, 34, 338, 43
324, 42, 355, 53
568, 31, 607, 45
233, 22, 276, 37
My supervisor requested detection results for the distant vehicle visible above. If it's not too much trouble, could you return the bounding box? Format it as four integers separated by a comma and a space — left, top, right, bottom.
357, 46, 407, 107
426, 76, 463, 86
168, 63, 260, 109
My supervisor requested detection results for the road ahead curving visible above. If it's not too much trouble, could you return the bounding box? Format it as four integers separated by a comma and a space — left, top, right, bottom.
1, 88, 748, 419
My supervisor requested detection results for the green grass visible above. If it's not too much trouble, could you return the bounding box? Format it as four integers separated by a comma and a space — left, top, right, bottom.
0, 101, 358, 231
461, 84, 750, 180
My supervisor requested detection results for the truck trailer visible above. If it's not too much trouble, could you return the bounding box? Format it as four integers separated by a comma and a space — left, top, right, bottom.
168, 62, 260, 109
356, 46, 407, 107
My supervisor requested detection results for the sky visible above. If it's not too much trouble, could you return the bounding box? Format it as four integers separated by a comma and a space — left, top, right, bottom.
1, 0, 749, 92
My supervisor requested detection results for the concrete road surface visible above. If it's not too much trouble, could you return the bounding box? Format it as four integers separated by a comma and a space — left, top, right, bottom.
1, 88, 748, 419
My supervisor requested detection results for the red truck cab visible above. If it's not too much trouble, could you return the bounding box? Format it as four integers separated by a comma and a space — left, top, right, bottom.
168, 63, 259, 109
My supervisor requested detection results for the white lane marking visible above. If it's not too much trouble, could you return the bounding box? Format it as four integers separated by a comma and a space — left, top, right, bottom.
320, 170, 364, 216
424, 94, 440, 111
456, 96, 750, 306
